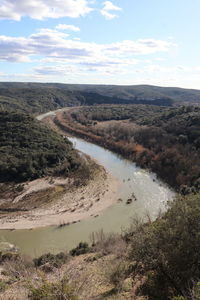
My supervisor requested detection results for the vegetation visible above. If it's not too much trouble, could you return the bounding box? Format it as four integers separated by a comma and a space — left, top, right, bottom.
70, 242, 91, 256
0, 110, 81, 182
126, 192, 200, 300
60, 105, 200, 193
65, 83, 200, 105
33, 252, 68, 270
0, 83, 199, 299
0, 192, 199, 300
29, 277, 78, 300
0, 88, 80, 114
1, 82, 200, 114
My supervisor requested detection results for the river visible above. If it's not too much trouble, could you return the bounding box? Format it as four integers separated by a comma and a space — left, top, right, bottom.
0, 126, 174, 257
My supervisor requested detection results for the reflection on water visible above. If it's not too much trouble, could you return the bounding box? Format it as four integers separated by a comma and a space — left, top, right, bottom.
0, 137, 174, 257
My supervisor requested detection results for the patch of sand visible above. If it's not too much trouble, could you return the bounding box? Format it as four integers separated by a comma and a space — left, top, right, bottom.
0, 168, 120, 230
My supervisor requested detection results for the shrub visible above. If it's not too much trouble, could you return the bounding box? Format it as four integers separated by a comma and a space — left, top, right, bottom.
90, 230, 126, 257
33, 252, 68, 270
2, 255, 34, 280
107, 260, 128, 292
70, 242, 90, 256
0, 280, 7, 293
128, 193, 200, 299
28, 278, 78, 300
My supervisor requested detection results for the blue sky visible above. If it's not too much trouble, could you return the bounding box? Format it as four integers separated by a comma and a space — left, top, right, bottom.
0, 0, 199, 88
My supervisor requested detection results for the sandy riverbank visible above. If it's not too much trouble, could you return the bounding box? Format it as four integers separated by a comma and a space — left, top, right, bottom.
0, 165, 120, 230
0, 108, 120, 230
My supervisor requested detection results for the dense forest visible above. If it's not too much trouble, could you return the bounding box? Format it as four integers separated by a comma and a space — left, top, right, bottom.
0, 110, 81, 182
0, 89, 80, 114
0, 82, 200, 114
57, 105, 200, 193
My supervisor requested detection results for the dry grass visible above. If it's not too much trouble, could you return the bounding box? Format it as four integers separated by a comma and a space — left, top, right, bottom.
0, 231, 142, 300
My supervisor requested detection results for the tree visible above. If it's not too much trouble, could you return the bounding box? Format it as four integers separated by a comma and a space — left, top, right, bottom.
128, 193, 200, 300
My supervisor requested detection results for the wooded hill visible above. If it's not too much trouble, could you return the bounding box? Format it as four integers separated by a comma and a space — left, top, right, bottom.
60, 104, 200, 193
0, 82, 200, 114
0, 110, 81, 182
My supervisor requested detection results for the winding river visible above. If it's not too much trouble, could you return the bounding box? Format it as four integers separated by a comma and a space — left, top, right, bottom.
0, 116, 174, 257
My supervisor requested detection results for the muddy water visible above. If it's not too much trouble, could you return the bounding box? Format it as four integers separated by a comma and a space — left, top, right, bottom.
0, 137, 174, 257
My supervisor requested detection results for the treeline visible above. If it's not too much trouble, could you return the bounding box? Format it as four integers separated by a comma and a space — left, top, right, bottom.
0, 88, 173, 116
60, 105, 200, 193
79, 92, 173, 106
2, 83, 200, 116
0, 110, 81, 182
1, 82, 200, 105
71, 104, 170, 124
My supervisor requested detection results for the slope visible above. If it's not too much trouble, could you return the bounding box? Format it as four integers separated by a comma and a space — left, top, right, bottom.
0, 110, 81, 182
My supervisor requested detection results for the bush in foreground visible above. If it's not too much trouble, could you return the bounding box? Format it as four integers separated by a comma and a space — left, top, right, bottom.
128, 193, 200, 299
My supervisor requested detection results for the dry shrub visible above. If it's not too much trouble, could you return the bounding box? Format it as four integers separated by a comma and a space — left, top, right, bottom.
2, 255, 34, 281
105, 259, 129, 293
28, 276, 78, 300
90, 230, 127, 257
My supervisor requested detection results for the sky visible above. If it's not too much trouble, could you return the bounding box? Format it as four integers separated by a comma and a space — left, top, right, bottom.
0, 0, 199, 89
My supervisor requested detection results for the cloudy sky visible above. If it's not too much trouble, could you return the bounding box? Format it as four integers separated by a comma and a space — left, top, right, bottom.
0, 0, 199, 88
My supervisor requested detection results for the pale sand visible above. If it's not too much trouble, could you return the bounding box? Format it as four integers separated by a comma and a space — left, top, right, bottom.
0, 169, 120, 230
0, 109, 120, 230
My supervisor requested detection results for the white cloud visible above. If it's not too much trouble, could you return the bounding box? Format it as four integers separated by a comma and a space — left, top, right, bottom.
101, 10, 116, 20
0, 29, 173, 64
34, 65, 78, 76
0, 28, 175, 83
105, 39, 171, 55
55, 24, 80, 32
2, 61, 200, 88
0, 0, 93, 20
103, 1, 121, 11
79, 57, 138, 69
101, 1, 122, 20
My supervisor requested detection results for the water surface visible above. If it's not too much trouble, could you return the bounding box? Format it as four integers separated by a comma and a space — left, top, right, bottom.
0, 137, 174, 257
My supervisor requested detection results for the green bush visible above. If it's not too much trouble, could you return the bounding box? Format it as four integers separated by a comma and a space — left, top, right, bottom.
33, 252, 68, 270
0, 280, 7, 293
29, 278, 78, 300
128, 193, 200, 300
70, 242, 90, 256
140, 271, 175, 300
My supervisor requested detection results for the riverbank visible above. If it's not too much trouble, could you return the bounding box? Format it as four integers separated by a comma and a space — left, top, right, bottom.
0, 160, 120, 230
0, 108, 174, 257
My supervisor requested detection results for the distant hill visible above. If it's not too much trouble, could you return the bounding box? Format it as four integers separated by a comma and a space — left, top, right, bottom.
0, 110, 81, 182
0, 82, 200, 114
0, 87, 81, 114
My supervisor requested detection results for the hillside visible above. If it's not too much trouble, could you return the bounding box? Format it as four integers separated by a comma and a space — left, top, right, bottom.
56, 105, 200, 193
0, 110, 81, 182
0, 83, 200, 114
66, 83, 200, 105
0, 88, 81, 114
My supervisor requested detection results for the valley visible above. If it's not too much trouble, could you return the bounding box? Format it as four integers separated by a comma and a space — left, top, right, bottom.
0, 84, 199, 300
